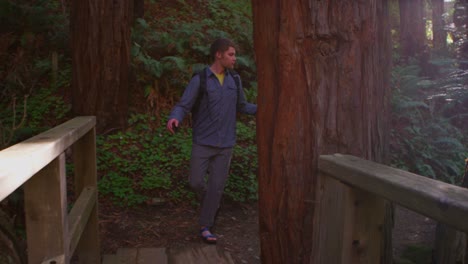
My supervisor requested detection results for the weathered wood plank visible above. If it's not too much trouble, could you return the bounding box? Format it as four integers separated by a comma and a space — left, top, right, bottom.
346, 188, 386, 263
73, 127, 100, 263
222, 250, 236, 264
0, 116, 96, 201
68, 186, 97, 255
24, 154, 69, 263
118, 248, 138, 264
434, 223, 466, 263
137, 248, 168, 264
41, 254, 66, 264
313, 174, 387, 264
102, 254, 119, 264
433, 160, 468, 263
169, 246, 235, 264
313, 175, 355, 264
319, 154, 468, 232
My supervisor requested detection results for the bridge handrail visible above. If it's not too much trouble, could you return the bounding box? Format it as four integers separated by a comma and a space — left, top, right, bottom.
0, 116, 95, 201
319, 153, 468, 232
0, 116, 100, 264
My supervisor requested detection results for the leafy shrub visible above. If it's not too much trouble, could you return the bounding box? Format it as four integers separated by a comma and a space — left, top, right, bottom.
96, 113, 258, 206
390, 59, 468, 184
131, 0, 257, 114
226, 120, 258, 202
98, 171, 147, 207
0, 0, 71, 148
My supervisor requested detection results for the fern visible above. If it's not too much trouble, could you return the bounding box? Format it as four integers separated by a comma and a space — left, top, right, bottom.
433, 137, 465, 150
130, 0, 257, 113
390, 58, 468, 184
161, 56, 187, 72
394, 100, 429, 110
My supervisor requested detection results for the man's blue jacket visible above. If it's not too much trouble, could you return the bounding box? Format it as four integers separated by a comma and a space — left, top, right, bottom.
169, 67, 257, 148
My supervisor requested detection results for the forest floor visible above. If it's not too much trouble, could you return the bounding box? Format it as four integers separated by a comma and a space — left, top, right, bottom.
99, 200, 436, 263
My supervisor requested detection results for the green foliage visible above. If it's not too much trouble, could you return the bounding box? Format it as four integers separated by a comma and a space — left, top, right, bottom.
394, 245, 433, 264
98, 171, 147, 207
26, 87, 71, 128
97, 113, 258, 206
205, 0, 253, 52
225, 121, 258, 202
131, 0, 256, 111
243, 81, 258, 102
390, 59, 468, 184
0, 0, 71, 149
0, 85, 70, 148
0, 0, 68, 48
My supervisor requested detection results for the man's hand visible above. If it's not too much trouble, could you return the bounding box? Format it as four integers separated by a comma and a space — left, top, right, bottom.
167, 118, 179, 134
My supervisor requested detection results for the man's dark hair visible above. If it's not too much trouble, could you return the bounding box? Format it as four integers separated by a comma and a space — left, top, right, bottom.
209, 38, 237, 60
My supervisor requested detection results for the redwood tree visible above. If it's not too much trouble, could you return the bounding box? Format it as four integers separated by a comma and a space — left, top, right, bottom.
454, 0, 468, 69
432, 0, 447, 51
399, 0, 426, 58
253, 1, 391, 263
70, 0, 133, 131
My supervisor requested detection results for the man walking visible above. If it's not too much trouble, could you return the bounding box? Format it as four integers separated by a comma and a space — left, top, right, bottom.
167, 38, 257, 243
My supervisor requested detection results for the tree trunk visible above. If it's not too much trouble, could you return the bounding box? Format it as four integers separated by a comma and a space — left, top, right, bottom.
252, 1, 391, 263
399, 0, 426, 59
454, 0, 468, 69
133, 0, 145, 22
70, 0, 133, 132
432, 0, 447, 51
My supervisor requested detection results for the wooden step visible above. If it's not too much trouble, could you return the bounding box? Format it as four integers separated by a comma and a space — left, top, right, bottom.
102, 248, 168, 264
169, 245, 235, 264
102, 254, 119, 264
103, 246, 234, 264
137, 248, 168, 264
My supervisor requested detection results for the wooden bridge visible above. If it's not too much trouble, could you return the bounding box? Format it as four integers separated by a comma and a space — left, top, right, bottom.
1, 117, 468, 263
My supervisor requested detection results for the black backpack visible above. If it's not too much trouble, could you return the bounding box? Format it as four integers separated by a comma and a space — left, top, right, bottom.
191, 67, 241, 114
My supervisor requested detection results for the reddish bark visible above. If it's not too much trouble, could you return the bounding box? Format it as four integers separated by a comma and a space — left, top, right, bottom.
252, 1, 391, 263
399, 0, 426, 59
70, 0, 133, 131
432, 0, 447, 51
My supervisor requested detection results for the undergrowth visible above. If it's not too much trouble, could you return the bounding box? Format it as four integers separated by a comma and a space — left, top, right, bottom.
97, 113, 258, 207
390, 57, 468, 184
131, 0, 257, 113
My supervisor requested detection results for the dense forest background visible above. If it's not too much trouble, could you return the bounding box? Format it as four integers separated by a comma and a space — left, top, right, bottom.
0, 1, 467, 263
0, 0, 467, 208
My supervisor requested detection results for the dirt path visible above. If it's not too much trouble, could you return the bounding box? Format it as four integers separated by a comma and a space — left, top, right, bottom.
100, 202, 436, 263
99, 200, 261, 264
393, 205, 437, 258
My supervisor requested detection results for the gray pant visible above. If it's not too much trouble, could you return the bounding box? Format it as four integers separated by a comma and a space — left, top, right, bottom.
189, 143, 233, 227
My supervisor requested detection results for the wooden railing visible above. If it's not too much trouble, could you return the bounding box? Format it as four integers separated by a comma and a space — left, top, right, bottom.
317, 154, 468, 264
3, 119, 466, 263
0, 116, 100, 264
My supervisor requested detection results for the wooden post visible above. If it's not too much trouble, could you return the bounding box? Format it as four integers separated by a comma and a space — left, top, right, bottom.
433, 159, 468, 263
24, 153, 69, 263
313, 175, 386, 264
72, 127, 100, 263
312, 175, 353, 264
347, 189, 386, 263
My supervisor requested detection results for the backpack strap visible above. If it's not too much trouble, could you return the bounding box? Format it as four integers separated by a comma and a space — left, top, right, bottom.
192, 68, 241, 114
198, 68, 207, 100
191, 67, 207, 114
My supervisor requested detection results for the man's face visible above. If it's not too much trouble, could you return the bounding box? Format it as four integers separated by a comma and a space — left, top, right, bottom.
217, 47, 236, 69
